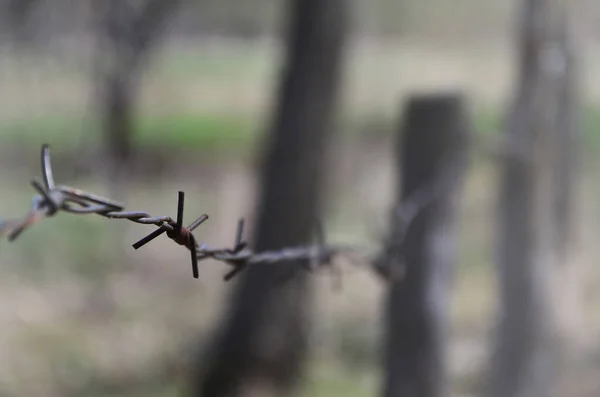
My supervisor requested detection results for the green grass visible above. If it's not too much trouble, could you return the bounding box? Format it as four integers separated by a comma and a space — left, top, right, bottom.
0, 114, 87, 151
153, 45, 276, 80
0, 112, 261, 156
1, 105, 600, 160
302, 364, 376, 397
135, 112, 259, 152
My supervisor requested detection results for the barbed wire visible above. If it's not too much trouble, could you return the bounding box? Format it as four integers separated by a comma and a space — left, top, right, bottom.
0, 144, 366, 281
373, 138, 469, 280
1, 143, 462, 283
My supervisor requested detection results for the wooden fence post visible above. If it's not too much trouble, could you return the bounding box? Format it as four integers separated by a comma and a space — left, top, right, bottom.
381, 93, 469, 397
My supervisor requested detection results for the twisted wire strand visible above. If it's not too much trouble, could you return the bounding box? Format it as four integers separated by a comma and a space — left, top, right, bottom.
0, 144, 364, 282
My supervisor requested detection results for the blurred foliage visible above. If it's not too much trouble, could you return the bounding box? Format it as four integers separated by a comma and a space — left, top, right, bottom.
0, 113, 258, 156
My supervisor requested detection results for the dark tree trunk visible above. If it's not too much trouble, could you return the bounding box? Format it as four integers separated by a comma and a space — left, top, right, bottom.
5, 0, 39, 45
195, 1, 348, 396
552, 13, 579, 259
102, 72, 136, 174
92, 0, 181, 175
380, 94, 469, 397
487, 2, 579, 397
94, 0, 133, 175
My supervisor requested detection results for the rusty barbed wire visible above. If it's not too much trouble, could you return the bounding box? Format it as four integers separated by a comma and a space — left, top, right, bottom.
0, 144, 364, 281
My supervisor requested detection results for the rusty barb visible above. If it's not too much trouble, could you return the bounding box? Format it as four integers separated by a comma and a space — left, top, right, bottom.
0, 144, 362, 282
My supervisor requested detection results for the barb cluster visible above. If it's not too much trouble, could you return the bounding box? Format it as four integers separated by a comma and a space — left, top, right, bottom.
0, 145, 358, 281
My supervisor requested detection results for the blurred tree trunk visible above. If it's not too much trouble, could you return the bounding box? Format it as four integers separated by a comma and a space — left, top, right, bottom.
4, 0, 39, 45
487, 2, 579, 397
195, 1, 348, 396
551, 9, 584, 349
378, 94, 469, 397
93, 0, 181, 178
552, 12, 579, 260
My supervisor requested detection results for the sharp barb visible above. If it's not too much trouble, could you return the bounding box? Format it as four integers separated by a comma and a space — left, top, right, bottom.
187, 214, 209, 231
235, 218, 245, 248
30, 179, 46, 196
190, 236, 199, 279
41, 144, 55, 191
7, 211, 43, 242
132, 226, 167, 249
223, 260, 239, 268
30, 180, 57, 213
7, 225, 26, 241
235, 241, 248, 252
176, 191, 184, 231
223, 265, 245, 281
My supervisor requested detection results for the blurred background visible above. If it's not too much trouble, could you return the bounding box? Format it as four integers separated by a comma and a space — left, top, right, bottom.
0, 0, 599, 396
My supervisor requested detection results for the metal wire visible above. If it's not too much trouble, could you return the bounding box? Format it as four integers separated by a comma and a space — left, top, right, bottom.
0, 144, 363, 282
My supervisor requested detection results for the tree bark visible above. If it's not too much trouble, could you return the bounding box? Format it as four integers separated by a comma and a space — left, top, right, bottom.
195, 1, 348, 396
380, 94, 469, 397
92, 0, 181, 176
487, 2, 578, 397
552, 12, 579, 259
